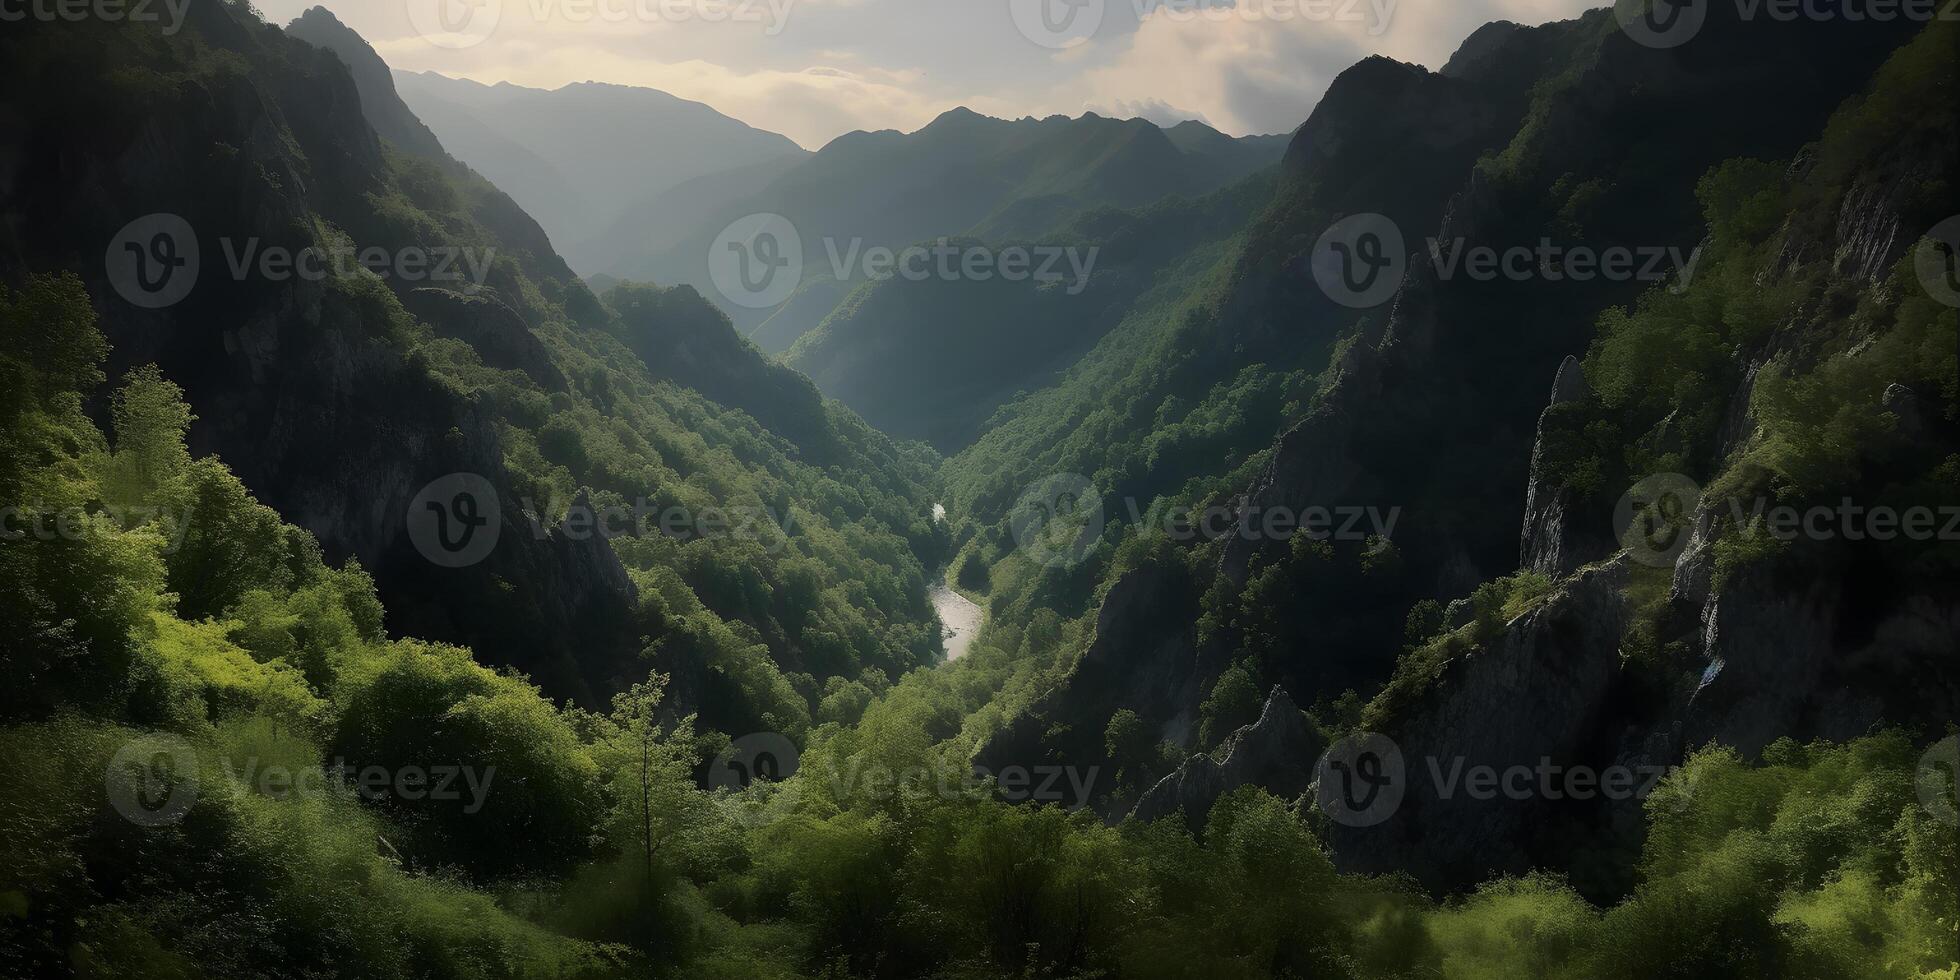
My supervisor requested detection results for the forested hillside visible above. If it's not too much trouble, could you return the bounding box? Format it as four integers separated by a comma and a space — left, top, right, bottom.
0, 3, 947, 735
0, 2, 1954, 978
617, 107, 1289, 346
383, 68, 808, 277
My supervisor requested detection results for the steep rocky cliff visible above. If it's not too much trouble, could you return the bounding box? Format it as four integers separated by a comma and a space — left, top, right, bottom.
1326, 18, 1959, 896
972, 7, 1942, 899
1328, 558, 1632, 892
1130, 685, 1324, 830
0, 6, 941, 718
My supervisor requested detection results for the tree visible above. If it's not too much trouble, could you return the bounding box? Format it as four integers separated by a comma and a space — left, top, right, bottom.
1197, 663, 1261, 749
604, 674, 712, 883
99, 364, 194, 508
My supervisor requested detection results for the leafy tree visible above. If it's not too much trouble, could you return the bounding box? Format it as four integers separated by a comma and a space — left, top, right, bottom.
1197, 662, 1261, 749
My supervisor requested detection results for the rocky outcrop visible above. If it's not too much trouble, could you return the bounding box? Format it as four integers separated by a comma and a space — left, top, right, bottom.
1130, 686, 1324, 831
0, 5, 644, 705
1520, 355, 1611, 577
1327, 557, 1632, 892
971, 560, 1204, 808
285, 7, 448, 161
1679, 560, 1960, 760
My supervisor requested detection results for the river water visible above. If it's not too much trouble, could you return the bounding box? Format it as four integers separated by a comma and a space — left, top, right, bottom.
926, 503, 981, 661
930, 580, 983, 662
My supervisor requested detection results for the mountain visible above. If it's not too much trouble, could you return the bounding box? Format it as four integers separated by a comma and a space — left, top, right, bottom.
5, 4, 1957, 978
616, 107, 1293, 348
286, 7, 448, 160
2, 3, 947, 733
955, 3, 1948, 900
784, 172, 1277, 451
388, 70, 807, 275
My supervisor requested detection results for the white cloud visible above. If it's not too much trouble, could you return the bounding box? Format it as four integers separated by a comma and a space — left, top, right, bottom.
1061, 0, 1598, 136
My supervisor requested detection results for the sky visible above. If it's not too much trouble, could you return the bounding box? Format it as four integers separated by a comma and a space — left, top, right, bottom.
258, 0, 1603, 150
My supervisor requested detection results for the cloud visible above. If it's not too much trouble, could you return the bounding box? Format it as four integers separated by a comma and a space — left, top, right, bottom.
369, 34, 950, 147
261, 0, 1601, 146
1082, 97, 1214, 129
1062, 0, 1598, 137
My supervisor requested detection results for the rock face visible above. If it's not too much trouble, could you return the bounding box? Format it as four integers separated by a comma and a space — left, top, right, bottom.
1327, 558, 1632, 892
972, 560, 1204, 808
976, 11, 1922, 843
1130, 686, 1325, 832
285, 7, 448, 160
0, 5, 643, 705
1520, 355, 1612, 577
1679, 562, 1960, 761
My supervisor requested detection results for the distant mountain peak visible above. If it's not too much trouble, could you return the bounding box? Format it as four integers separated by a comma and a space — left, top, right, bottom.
285, 8, 448, 160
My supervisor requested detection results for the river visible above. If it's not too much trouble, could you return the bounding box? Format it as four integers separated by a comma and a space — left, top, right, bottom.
930, 580, 983, 662
927, 503, 982, 661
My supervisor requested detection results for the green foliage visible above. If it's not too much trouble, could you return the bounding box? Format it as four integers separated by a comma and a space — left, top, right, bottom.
1197, 662, 1262, 750
331, 641, 606, 879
